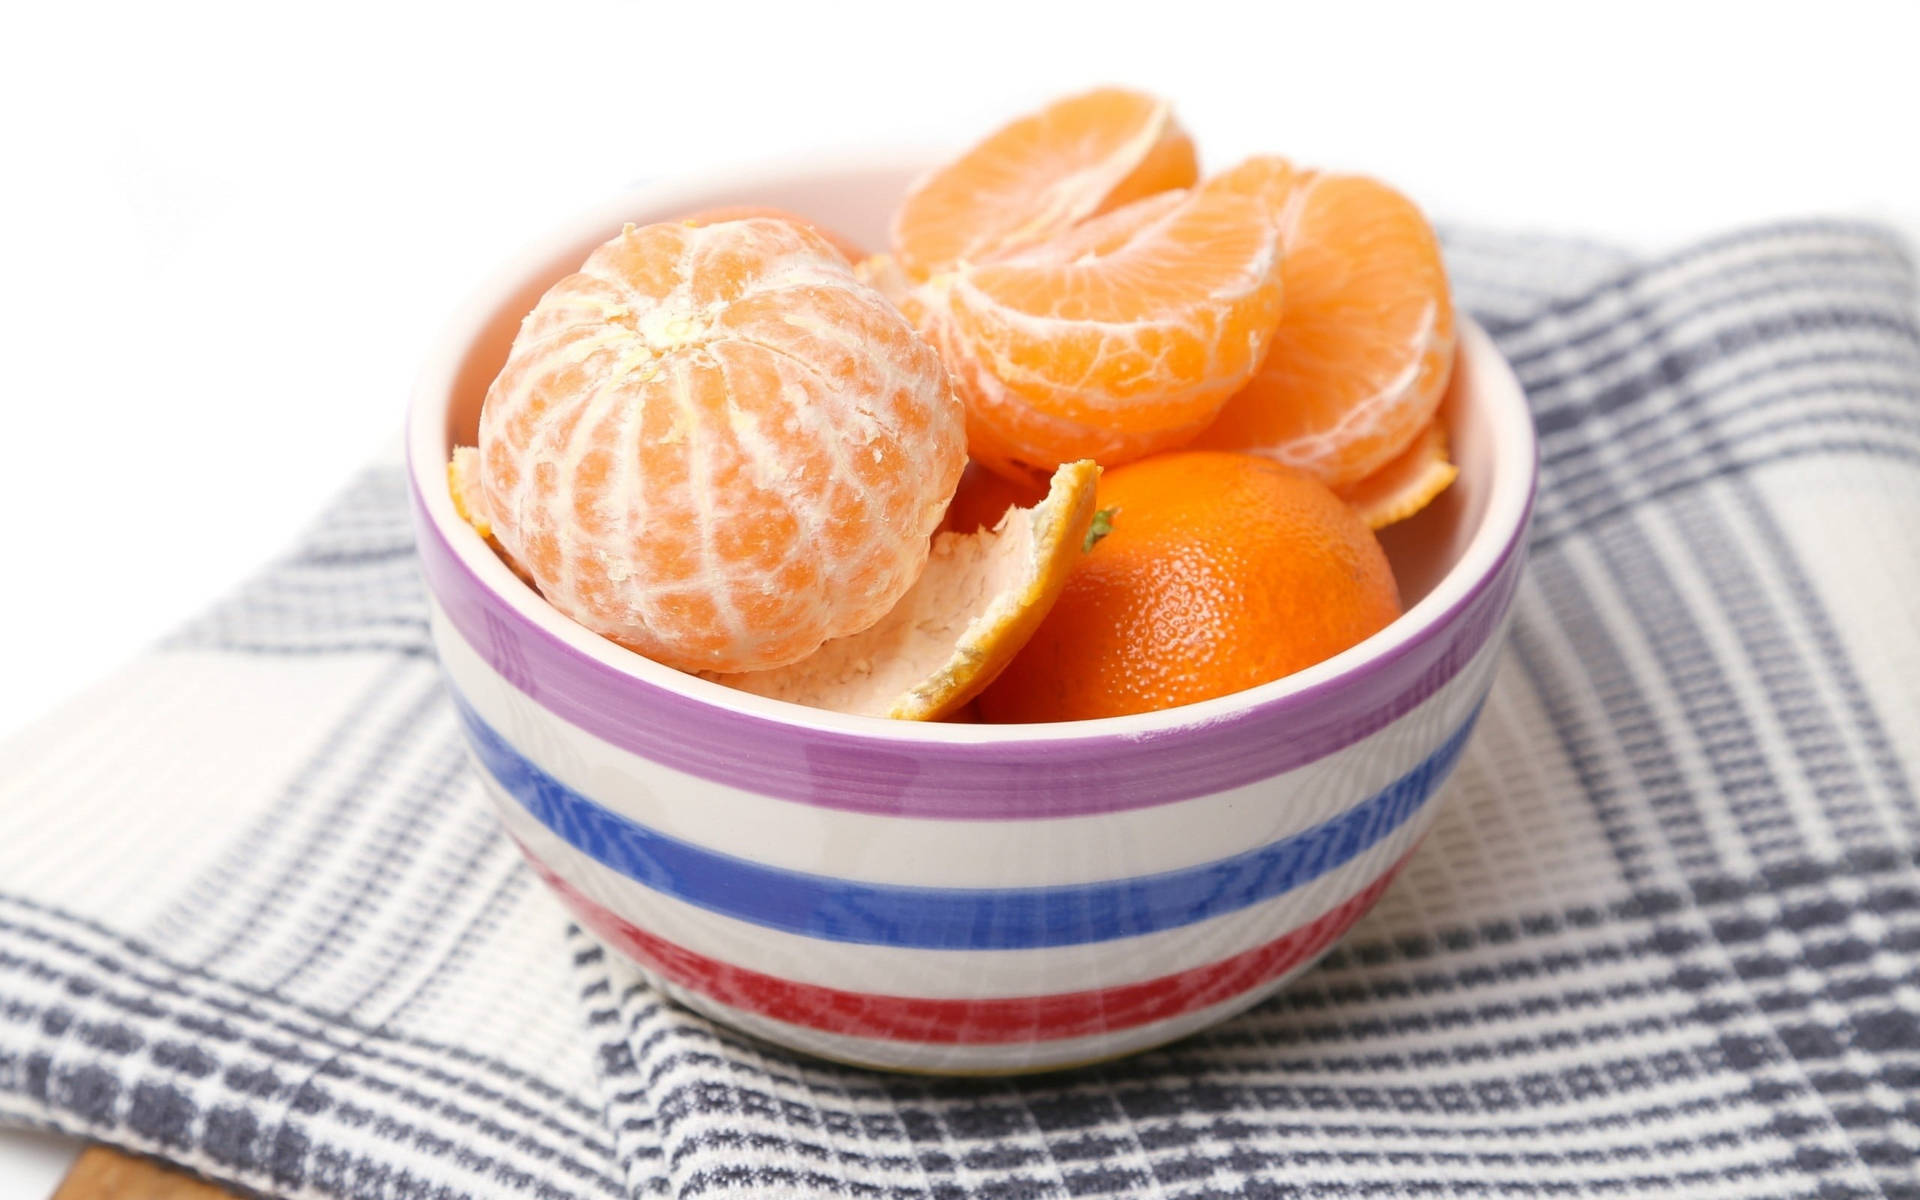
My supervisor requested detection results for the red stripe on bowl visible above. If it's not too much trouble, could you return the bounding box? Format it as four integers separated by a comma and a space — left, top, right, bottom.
532, 844, 1416, 1045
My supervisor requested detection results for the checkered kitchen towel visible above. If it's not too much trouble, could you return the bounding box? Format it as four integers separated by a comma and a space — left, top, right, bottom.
2, 220, 1917, 1199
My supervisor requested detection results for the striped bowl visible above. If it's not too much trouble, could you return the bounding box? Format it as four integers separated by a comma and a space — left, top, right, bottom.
406, 156, 1538, 1074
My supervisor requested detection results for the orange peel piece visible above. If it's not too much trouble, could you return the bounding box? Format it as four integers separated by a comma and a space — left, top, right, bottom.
713, 459, 1100, 720
448, 446, 533, 584
1334, 418, 1458, 530
448, 445, 491, 539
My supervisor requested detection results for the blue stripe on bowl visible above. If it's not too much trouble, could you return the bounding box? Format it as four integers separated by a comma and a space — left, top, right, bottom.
453, 693, 1477, 950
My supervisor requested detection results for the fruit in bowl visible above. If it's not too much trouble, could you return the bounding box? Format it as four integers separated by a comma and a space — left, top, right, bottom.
407, 89, 1536, 1073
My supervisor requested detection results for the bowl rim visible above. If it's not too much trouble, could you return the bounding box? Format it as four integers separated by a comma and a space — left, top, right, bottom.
406, 153, 1539, 747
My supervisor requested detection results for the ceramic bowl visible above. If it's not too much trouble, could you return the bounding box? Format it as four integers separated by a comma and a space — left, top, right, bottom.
406, 155, 1537, 1074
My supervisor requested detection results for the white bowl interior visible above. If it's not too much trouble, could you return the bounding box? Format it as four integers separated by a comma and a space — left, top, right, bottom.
410, 155, 1533, 741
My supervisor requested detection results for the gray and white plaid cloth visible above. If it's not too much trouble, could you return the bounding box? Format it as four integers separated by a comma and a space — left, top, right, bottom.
2, 220, 1917, 1199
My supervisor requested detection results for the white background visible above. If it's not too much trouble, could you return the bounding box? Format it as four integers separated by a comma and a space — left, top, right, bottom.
1, 0, 1916, 1192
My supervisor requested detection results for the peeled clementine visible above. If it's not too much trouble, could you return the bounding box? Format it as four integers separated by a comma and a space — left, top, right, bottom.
677, 205, 867, 264
467, 216, 965, 674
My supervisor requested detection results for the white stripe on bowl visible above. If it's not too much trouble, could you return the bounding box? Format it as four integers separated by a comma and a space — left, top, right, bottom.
432, 596, 1501, 888
491, 774, 1453, 998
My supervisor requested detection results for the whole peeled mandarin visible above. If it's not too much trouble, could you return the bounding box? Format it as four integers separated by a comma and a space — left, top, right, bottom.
473, 217, 964, 675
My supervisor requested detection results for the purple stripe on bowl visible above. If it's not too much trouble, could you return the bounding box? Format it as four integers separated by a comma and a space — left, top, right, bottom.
410, 463, 1533, 818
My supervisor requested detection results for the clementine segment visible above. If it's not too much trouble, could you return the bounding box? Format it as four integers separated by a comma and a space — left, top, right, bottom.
1192, 158, 1455, 488
978, 451, 1401, 722
916, 186, 1285, 481
891, 87, 1197, 283
471, 216, 964, 675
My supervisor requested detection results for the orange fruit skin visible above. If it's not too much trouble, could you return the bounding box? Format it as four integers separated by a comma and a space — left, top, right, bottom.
977, 451, 1402, 723
476, 217, 964, 675
677, 205, 868, 264
891, 87, 1197, 283
1335, 414, 1458, 530
1191, 159, 1456, 488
